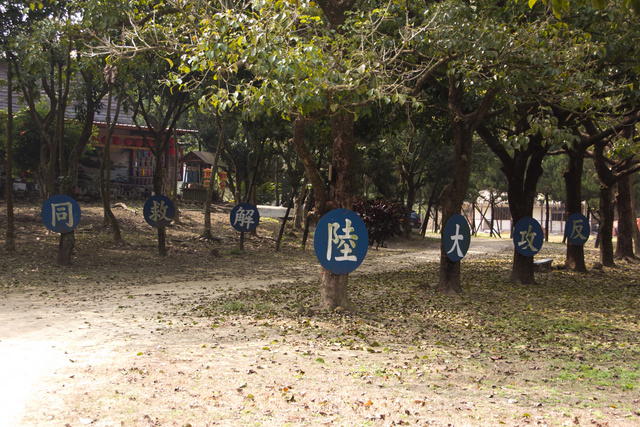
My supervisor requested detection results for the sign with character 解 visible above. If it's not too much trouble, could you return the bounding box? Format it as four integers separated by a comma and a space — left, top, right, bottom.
230, 203, 260, 233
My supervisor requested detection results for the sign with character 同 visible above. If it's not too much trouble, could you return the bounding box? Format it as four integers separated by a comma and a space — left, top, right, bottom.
314, 209, 369, 275
230, 203, 260, 233
143, 195, 175, 228
41, 195, 82, 233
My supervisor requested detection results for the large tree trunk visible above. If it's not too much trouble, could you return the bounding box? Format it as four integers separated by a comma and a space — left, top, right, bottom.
437, 124, 473, 295
437, 77, 498, 294
592, 142, 617, 267
563, 149, 587, 272
100, 89, 123, 244
154, 152, 168, 257
5, 60, 15, 252
57, 231, 75, 266
598, 182, 616, 266
203, 114, 225, 240
320, 113, 356, 311
615, 174, 637, 260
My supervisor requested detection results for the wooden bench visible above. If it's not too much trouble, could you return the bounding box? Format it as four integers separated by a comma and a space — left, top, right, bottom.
533, 258, 553, 272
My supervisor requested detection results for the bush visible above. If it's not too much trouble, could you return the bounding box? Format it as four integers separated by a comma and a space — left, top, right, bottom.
352, 198, 404, 248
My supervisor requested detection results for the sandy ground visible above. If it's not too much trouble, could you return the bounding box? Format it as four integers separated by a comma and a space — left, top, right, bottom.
0, 208, 519, 426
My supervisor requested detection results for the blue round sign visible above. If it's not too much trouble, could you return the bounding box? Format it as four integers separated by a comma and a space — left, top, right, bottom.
143, 195, 175, 228
230, 203, 260, 233
565, 213, 590, 246
41, 195, 81, 233
443, 214, 471, 262
513, 217, 544, 257
314, 209, 369, 275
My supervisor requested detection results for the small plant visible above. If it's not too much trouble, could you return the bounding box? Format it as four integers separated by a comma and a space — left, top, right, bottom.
352, 198, 403, 248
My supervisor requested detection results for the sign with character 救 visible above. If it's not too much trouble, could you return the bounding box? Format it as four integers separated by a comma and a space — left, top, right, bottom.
314, 209, 369, 275
143, 195, 175, 228
41, 195, 82, 234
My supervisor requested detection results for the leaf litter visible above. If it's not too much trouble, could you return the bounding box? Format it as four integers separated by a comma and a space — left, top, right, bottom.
0, 202, 638, 426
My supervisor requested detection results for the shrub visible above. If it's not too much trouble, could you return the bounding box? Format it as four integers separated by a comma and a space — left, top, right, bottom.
352, 198, 404, 248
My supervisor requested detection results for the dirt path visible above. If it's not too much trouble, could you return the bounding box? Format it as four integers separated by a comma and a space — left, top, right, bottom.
0, 238, 515, 426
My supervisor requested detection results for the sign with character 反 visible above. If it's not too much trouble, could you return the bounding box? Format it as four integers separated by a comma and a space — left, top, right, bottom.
565, 213, 590, 246
314, 209, 369, 275
143, 195, 175, 228
230, 203, 260, 233
41, 195, 82, 233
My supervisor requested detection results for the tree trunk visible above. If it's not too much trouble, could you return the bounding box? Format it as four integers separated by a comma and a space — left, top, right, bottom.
100, 89, 123, 244
5, 60, 15, 252
154, 153, 168, 257
592, 140, 617, 267
57, 231, 75, 266
598, 182, 616, 266
563, 148, 587, 272
510, 250, 535, 284
320, 113, 356, 310
615, 175, 637, 260
291, 117, 327, 217
436, 76, 497, 294
203, 113, 225, 240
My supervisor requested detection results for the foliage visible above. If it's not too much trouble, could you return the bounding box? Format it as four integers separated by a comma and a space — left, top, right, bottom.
352, 198, 404, 248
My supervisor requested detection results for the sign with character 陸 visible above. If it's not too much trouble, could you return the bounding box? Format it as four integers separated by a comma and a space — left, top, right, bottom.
314, 209, 369, 275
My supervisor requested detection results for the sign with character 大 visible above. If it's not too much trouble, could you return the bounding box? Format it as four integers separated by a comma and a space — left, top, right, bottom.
314, 209, 369, 275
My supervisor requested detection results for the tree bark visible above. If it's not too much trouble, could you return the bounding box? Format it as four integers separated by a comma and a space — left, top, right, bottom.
320, 112, 356, 311
5, 59, 16, 252
615, 174, 637, 260
437, 75, 498, 294
202, 113, 225, 240
563, 148, 587, 272
57, 231, 75, 266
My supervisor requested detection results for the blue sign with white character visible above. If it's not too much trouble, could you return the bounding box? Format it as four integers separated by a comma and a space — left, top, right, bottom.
314, 209, 369, 275
443, 214, 471, 262
565, 213, 590, 246
230, 203, 260, 233
513, 217, 544, 257
41, 195, 81, 233
143, 195, 175, 228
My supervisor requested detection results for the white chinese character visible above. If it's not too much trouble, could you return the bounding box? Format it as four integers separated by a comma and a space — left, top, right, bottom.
569, 219, 587, 241
447, 223, 464, 258
51, 202, 74, 228
150, 200, 170, 222
233, 207, 255, 229
518, 225, 538, 252
326, 219, 359, 262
